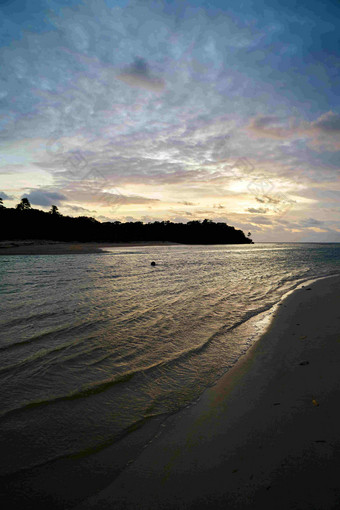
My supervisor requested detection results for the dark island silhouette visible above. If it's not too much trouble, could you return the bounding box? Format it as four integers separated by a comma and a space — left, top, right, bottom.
0, 198, 253, 245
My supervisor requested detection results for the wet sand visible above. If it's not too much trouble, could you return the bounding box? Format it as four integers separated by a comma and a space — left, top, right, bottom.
0, 240, 177, 255
77, 275, 340, 510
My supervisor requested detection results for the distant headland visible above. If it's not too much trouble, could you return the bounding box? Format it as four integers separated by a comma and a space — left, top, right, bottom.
0, 198, 253, 246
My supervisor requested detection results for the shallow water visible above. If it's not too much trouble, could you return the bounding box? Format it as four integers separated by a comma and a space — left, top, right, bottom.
0, 243, 339, 475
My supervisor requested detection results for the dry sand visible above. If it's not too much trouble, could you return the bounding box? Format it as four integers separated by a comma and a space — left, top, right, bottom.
77, 275, 340, 510
0, 240, 176, 255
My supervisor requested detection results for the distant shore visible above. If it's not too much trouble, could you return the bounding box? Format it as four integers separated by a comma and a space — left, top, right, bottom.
78, 275, 340, 509
0, 240, 178, 255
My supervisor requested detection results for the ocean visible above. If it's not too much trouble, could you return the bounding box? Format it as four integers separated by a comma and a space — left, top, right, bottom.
0, 243, 339, 491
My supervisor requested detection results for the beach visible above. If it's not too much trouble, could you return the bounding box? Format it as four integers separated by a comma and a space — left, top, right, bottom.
0, 240, 176, 255
77, 275, 340, 510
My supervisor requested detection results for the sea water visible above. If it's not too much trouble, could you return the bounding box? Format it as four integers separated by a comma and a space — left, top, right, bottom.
0, 243, 339, 477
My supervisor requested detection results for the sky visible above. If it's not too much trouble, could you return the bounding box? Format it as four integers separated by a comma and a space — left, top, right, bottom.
1, 0, 340, 242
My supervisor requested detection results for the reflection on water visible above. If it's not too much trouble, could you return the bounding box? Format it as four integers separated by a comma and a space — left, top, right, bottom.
0, 243, 339, 474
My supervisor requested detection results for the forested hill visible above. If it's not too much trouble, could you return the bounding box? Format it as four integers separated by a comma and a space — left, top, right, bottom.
0, 200, 253, 245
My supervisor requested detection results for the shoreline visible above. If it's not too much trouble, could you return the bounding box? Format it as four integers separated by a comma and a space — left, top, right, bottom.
0, 240, 179, 255
77, 274, 340, 509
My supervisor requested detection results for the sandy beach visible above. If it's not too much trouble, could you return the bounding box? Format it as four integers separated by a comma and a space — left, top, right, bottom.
76, 275, 340, 510
0, 240, 177, 255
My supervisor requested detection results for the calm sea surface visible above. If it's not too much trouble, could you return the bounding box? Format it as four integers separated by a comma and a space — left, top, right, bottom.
0, 243, 339, 476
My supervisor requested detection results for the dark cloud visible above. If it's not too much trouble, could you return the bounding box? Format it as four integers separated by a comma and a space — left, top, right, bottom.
247, 207, 268, 213
251, 116, 277, 129
311, 112, 340, 134
0, 191, 13, 200
255, 195, 280, 205
247, 115, 295, 139
299, 217, 325, 228
24, 190, 67, 207
66, 205, 98, 214
248, 112, 340, 147
117, 57, 165, 92
249, 216, 273, 225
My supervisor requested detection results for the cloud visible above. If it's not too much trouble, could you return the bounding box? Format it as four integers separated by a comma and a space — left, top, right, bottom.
307, 112, 340, 150
310, 112, 340, 134
299, 217, 325, 228
117, 57, 165, 92
250, 116, 278, 129
255, 195, 283, 205
60, 181, 160, 207
24, 189, 67, 207
247, 112, 340, 150
247, 115, 297, 139
0, 191, 13, 200
247, 207, 268, 213
66, 205, 98, 215
249, 215, 273, 225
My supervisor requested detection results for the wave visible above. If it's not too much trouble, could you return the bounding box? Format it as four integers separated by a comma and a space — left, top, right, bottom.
0, 318, 103, 353
0, 329, 226, 420
0, 334, 105, 380
0, 310, 61, 331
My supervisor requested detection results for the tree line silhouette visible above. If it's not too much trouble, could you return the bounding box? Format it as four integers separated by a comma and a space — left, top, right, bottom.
0, 198, 253, 244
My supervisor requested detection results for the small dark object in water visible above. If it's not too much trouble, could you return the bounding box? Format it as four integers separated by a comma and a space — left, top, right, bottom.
299, 360, 309, 366
151, 261, 156, 266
